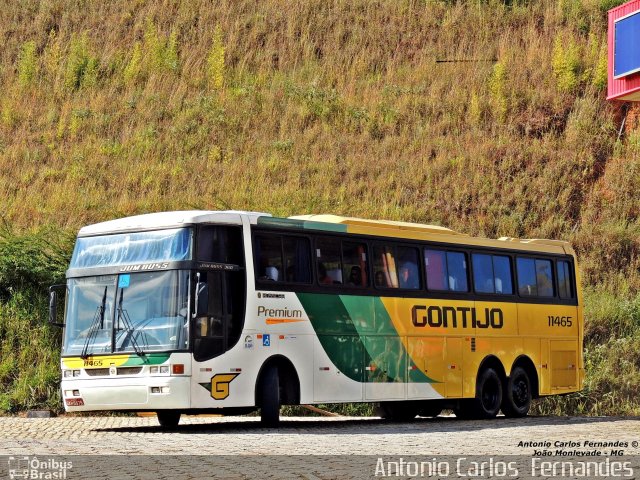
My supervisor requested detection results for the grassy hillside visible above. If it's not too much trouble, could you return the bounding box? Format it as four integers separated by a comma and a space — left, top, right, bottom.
0, 0, 639, 414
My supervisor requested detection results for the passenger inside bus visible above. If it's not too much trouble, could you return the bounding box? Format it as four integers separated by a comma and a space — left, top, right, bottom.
398, 263, 419, 289
318, 263, 333, 285
347, 266, 363, 286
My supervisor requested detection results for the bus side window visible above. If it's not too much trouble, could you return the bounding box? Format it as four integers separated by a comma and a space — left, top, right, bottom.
255, 234, 282, 281
343, 242, 368, 287
473, 254, 494, 293
424, 249, 447, 290
535, 259, 554, 297
473, 254, 513, 295
283, 236, 311, 283
446, 251, 468, 292
424, 249, 468, 292
316, 238, 342, 285
255, 234, 311, 284
374, 245, 398, 288
517, 258, 537, 296
557, 260, 573, 299
517, 257, 554, 297
397, 247, 420, 289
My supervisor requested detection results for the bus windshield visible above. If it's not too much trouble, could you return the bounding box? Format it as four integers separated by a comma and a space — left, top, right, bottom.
63, 270, 190, 356
70, 228, 192, 269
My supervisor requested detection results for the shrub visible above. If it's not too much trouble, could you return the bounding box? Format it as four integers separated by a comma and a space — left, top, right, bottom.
207, 25, 225, 90
17, 41, 38, 88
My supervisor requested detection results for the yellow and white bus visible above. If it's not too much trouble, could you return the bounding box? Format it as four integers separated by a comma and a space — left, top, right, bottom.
51, 211, 583, 427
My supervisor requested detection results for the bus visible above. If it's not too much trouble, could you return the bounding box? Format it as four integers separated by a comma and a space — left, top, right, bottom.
50, 210, 584, 427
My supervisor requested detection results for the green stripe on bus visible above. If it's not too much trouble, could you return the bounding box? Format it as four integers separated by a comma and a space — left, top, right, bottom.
123, 353, 171, 366
341, 296, 434, 383
296, 293, 435, 383
257, 217, 347, 233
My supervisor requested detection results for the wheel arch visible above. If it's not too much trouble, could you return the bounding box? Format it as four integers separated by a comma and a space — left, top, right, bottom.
510, 355, 539, 399
254, 355, 301, 406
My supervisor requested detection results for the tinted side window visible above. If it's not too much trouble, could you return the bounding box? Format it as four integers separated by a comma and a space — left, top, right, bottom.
343, 242, 368, 287
517, 258, 537, 296
255, 235, 283, 281
473, 254, 513, 295
493, 256, 513, 294
424, 249, 447, 290
536, 259, 554, 297
473, 254, 494, 293
197, 226, 243, 264
283, 237, 311, 283
447, 252, 468, 292
517, 257, 554, 297
373, 245, 419, 289
397, 247, 420, 290
373, 246, 396, 288
557, 260, 573, 299
255, 234, 311, 284
316, 238, 342, 285
424, 249, 468, 292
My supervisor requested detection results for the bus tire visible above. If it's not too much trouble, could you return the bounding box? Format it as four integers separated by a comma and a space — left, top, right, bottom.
259, 365, 280, 427
501, 366, 531, 418
471, 367, 503, 419
378, 401, 418, 421
157, 411, 181, 428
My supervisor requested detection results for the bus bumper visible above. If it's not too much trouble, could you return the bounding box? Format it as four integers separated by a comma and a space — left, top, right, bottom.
61, 376, 191, 412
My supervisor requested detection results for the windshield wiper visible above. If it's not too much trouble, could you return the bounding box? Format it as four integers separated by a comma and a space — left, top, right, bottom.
80, 286, 107, 359
115, 289, 146, 357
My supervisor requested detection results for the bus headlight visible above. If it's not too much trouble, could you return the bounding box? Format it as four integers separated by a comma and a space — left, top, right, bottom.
160, 366, 169, 374
63, 370, 72, 378
72, 370, 81, 377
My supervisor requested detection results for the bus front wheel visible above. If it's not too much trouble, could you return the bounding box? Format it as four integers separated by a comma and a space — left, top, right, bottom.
473, 367, 503, 419
157, 410, 181, 428
259, 365, 281, 427
501, 367, 531, 418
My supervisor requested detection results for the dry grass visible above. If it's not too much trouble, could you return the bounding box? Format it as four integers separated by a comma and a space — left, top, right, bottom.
0, 0, 639, 414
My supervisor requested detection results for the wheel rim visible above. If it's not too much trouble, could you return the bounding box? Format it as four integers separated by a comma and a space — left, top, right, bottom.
512, 377, 529, 408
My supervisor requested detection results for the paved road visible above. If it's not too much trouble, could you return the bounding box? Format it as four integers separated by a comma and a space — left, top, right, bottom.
1, 415, 639, 479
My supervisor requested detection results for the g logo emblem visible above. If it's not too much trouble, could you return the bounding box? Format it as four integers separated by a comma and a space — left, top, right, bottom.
210, 373, 239, 400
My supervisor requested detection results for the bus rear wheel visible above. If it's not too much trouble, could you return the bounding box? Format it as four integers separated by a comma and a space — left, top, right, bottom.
501, 366, 532, 418
157, 411, 181, 428
378, 401, 418, 421
259, 365, 281, 427
455, 368, 502, 420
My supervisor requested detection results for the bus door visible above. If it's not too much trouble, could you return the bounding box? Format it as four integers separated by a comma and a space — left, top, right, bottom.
191, 269, 246, 398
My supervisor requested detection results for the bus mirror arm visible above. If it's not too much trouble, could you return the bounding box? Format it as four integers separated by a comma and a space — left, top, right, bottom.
194, 282, 209, 318
48, 285, 66, 328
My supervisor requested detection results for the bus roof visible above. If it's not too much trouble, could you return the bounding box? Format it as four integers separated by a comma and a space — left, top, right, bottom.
284, 214, 574, 256
79, 210, 574, 256
78, 210, 271, 236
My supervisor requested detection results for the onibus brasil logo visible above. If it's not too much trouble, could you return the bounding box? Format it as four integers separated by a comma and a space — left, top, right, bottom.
8, 456, 72, 479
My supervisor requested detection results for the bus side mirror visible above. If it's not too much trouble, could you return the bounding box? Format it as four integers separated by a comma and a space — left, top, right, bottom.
49, 286, 65, 327
195, 282, 209, 317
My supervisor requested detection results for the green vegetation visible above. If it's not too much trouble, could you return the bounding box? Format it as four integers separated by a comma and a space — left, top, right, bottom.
0, 0, 638, 415
0, 228, 72, 412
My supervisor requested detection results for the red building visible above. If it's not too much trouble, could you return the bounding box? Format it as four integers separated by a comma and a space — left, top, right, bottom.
608, 0, 640, 101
